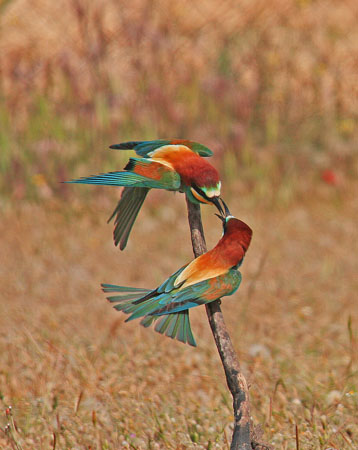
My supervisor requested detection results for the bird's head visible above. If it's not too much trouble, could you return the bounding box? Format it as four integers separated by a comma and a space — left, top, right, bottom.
215, 200, 253, 252
190, 182, 223, 215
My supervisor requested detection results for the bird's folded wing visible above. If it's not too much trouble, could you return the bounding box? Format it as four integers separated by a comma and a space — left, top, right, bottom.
153, 270, 242, 315
110, 140, 213, 158
110, 140, 173, 157
157, 265, 189, 293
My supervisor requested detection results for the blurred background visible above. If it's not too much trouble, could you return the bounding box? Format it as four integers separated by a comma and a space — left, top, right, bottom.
1, 0, 357, 201
1, 1, 357, 449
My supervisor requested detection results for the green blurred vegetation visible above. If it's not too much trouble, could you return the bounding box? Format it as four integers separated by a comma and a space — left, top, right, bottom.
0, 0, 357, 203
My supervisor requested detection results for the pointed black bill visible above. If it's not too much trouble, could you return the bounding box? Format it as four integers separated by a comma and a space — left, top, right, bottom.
220, 198, 231, 218
211, 196, 224, 216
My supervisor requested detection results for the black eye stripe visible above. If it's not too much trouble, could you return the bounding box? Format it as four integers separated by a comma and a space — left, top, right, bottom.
192, 184, 209, 200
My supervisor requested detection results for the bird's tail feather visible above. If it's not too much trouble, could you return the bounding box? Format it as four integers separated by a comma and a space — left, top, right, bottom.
108, 187, 149, 250
141, 311, 196, 347
102, 283, 197, 346
102, 284, 149, 293
101, 284, 151, 310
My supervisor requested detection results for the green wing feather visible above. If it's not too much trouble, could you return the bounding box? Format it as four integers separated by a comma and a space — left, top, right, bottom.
102, 284, 149, 293
66, 170, 179, 189
141, 311, 196, 346
153, 269, 242, 315
109, 140, 213, 158
157, 265, 188, 293
101, 283, 197, 346
108, 187, 149, 250
101, 270, 241, 347
110, 140, 172, 157
189, 142, 213, 157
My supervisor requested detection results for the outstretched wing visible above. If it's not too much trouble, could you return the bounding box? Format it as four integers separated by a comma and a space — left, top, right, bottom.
66, 170, 180, 191
67, 158, 181, 190
108, 187, 149, 250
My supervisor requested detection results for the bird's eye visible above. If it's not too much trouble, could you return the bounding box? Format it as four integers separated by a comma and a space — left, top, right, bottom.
192, 184, 208, 199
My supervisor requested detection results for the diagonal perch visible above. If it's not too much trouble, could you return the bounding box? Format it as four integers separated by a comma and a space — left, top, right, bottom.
185, 196, 270, 450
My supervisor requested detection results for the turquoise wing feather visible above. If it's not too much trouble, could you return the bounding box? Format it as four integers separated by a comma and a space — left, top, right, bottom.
67, 155, 181, 250
157, 265, 188, 293
110, 140, 172, 157
101, 270, 241, 347
128, 269, 241, 345
109, 140, 213, 158
189, 142, 213, 157
101, 282, 196, 346
141, 311, 196, 347
153, 269, 242, 315
66, 170, 180, 190
102, 284, 151, 296
108, 187, 149, 250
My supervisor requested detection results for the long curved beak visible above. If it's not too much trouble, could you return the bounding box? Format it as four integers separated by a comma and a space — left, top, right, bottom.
211, 196, 224, 216
220, 198, 231, 217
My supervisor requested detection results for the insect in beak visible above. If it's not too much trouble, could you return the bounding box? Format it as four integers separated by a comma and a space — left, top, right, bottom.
215, 213, 225, 223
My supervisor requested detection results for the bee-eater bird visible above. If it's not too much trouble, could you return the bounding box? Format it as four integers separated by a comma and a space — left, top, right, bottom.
67, 139, 223, 250
102, 203, 252, 346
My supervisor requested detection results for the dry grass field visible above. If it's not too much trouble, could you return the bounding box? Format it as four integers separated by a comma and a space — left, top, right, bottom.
0, 180, 357, 449
1, 0, 358, 448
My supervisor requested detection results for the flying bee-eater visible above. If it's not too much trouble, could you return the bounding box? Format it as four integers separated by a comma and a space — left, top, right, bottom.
102, 201, 252, 346
67, 139, 223, 250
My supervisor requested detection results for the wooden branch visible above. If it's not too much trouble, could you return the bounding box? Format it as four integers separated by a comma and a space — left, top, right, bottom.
185, 197, 269, 450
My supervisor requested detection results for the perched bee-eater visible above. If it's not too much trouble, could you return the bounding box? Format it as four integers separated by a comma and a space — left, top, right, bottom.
67, 139, 223, 249
102, 202, 252, 346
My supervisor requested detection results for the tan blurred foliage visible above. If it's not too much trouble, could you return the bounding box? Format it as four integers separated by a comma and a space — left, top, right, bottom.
1, 0, 357, 139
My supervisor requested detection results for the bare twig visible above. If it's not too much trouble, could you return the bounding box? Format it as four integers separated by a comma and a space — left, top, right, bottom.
295, 424, 299, 450
185, 197, 269, 450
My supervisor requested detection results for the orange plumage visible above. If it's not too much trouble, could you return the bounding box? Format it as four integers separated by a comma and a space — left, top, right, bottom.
175, 218, 252, 288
